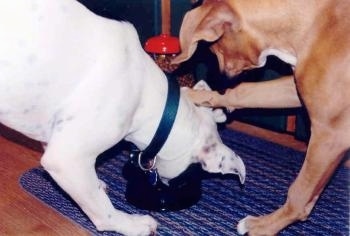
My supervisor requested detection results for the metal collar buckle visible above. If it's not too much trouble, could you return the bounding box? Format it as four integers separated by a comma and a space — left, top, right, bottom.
129, 149, 159, 185
129, 149, 157, 171
137, 151, 157, 171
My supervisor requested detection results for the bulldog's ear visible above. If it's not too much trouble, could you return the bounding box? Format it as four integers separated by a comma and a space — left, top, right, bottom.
212, 109, 227, 123
193, 80, 211, 91
172, 1, 240, 64
192, 80, 227, 123
197, 139, 246, 184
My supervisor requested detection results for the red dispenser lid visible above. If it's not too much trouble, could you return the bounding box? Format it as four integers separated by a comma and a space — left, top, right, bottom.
144, 34, 180, 54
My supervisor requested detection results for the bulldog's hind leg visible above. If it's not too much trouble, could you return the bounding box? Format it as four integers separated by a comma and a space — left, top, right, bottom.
40, 123, 157, 235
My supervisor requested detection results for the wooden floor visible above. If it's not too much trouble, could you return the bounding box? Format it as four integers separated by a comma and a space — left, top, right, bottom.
0, 121, 307, 235
0, 124, 89, 236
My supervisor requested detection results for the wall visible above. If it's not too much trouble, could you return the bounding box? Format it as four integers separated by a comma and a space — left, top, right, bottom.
78, 0, 191, 44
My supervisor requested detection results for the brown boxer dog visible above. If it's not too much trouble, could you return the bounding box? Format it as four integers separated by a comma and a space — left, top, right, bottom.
173, 0, 350, 235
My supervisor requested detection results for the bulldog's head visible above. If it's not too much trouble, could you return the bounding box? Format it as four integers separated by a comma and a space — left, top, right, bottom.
155, 80, 246, 184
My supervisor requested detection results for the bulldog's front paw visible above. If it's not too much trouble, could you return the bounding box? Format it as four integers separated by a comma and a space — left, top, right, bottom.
122, 214, 157, 236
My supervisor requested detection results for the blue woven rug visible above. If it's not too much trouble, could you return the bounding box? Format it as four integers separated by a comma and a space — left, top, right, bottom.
20, 129, 349, 235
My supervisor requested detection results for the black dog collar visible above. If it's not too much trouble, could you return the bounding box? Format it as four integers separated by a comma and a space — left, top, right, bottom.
130, 73, 180, 171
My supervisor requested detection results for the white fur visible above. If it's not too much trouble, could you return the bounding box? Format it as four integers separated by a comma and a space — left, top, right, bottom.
237, 216, 252, 235
0, 1, 245, 235
258, 48, 297, 67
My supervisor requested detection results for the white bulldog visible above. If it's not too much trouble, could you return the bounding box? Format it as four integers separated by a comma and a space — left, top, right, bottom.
0, 1, 245, 235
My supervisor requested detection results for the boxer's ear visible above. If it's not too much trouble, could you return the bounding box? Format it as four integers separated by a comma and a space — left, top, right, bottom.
172, 2, 240, 64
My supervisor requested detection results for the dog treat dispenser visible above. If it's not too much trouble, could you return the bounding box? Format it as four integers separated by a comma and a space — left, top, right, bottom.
144, 34, 195, 88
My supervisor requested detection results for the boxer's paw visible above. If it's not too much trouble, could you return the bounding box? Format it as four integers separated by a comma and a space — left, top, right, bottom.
237, 215, 254, 235
237, 214, 280, 236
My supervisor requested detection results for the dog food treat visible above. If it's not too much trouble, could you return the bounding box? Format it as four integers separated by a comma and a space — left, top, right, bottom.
152, 54, 179, 73
151, 54, 196, 87
176, 73, 196, 88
